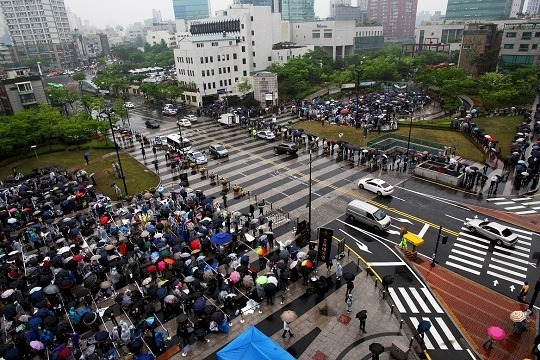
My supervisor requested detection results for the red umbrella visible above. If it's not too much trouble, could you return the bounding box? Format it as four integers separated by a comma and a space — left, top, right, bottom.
146, 265, 157, 274
341, 109, 349, 115
157, 261, 166, 272
189, 239, 201, 250
99, 216, 109, 225
72, 254, 83, 262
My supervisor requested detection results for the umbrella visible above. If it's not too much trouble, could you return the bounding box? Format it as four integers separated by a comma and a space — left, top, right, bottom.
255, 247, 267, 256
95, 330, 109, 342
417, 320, 431, 333
210, 232, 232, 245
100, 281, 112, 290
256, 276, 268, 285
27, 317, 42, 330
176, 314, 188, 323
184, 276, 195, 283
236, 265, 248, 274
301, 260, 313, 268
343, 272, 355, 282
510, 310, 526, 322
203, 270, 215, 282
192, 299, 206, 311
211, 311, 225, 323
487, 326, 506, 341
356, 310, 367, 320
1, 289, 14, 298
267, 277, 278, 286
127, 340, 144, 353
280, 310, 298, 322
369, 342, 385, 355
289, 260, 298, 269
221, 256, 232, 265
229, 271, 241, 283
164, 295, 177, 304
242, 276, 254, 288
264, 283, 276, 294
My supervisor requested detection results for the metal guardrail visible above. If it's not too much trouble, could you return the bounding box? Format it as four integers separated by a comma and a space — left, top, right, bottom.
367, 134, 446, 153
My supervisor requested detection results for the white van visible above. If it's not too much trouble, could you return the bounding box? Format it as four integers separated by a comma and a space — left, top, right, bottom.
346, 199, 391, 232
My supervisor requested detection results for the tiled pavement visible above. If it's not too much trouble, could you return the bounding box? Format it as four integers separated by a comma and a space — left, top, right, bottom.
414, 257, 536, 360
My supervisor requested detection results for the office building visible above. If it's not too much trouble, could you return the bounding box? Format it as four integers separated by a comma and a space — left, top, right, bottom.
152, 9, 162, 23
526, 0, 540, 16
173, 0, 210, 22
334, 6, 366, 21
233, 0, 278, 13
330, 0, 351, 17
445, 0, 525, 21
281, 0, 315, 21
498, 22, 540, 72
0, 66, 47, 115
0, 0, 77, 70
367, 0, 418, 42
458, 23, 502, 75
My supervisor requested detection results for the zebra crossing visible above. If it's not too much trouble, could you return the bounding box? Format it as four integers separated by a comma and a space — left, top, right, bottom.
485, 196, 540, 215
445, 219, 534, 285
389, 287, 463, 350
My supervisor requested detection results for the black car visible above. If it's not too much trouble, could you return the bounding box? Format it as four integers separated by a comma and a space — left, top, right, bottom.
145, 120, 160, 129
274, 142, 298, 155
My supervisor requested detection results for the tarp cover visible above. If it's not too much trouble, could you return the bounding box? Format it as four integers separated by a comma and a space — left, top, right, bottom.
216, 325, 295, 360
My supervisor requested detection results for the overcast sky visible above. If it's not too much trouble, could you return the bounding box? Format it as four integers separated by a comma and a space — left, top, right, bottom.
64, 0, 450, 29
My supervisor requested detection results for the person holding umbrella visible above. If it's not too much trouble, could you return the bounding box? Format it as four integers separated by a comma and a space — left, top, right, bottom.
356, 310, 367, 333
281, 310, 297, 338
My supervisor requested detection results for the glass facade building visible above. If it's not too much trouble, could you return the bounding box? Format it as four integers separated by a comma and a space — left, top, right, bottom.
281, 0, 315, 21
445, 0, 525, 21
173, 0, 210, 21
234, 0, 275, 12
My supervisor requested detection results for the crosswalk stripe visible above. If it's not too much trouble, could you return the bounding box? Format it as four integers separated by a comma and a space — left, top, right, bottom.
448, 255, 483, 268
453, 243, 487, 255
458, 231, 491, 245
450, 248, 485, 262
513, 198, 532, 201
486, 197, 506, 201
504, 205, 526, 210
515, 210, 537, 215
494, 201, 514, 205
410, 288, 431, 313
398, 287, 419, 313
507, 226, 534, 236
446, 261, 481, 275
420, 288, 444, 313
523, 201, 540, 205
422, 316, 448, 350
388, 288, 407, 313
488, 264, 526, 279
533, 206, 540, 210
410, 317, 434, 349
486, 270, 524, 285
455, 237, 489, 249
491, 257, 528, 271
497, 243, 530, 253
494, 246, 530, 258
435, 317, 463, 350
490, 250, 530, 264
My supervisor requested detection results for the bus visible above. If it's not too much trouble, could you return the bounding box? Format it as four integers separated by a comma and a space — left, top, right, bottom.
166, 134, 191, 153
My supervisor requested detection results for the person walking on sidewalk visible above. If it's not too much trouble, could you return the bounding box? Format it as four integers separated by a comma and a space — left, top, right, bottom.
141, 147, 146, 159
482, 336, 494, 349
336, 262, 343, 281
281, 321, 294, 338
222, 194, 228, 208
518, 281, 530, 302
345, 293, 353, 313
357, 310, 367, 333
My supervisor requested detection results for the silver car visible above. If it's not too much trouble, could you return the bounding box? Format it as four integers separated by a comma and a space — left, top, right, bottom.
464, 218, 518, 246
209, 144, 228, 158
187, 150, 207, 165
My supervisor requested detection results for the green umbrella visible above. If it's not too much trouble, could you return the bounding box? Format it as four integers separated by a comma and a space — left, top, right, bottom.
256, 276, 268, 285
160, 249, 171, 258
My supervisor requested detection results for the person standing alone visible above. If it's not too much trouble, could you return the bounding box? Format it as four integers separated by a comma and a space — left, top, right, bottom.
282, 321, 294, 338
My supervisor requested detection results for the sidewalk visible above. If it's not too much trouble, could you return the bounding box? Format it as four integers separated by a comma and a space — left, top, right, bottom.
413, 256, 536, 360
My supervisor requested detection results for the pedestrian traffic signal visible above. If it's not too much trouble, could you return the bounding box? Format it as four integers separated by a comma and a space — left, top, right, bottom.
441, 235, 448, 244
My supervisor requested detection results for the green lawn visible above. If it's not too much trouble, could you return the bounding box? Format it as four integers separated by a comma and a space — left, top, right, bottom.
0, 147, 160, 199
297, 120, 486, 162
470, 115, 523, 159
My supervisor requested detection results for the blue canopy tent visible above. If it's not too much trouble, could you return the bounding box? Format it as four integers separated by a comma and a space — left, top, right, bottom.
216, 326, 295, 360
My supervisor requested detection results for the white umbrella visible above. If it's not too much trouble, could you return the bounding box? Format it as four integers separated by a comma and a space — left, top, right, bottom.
1, 289, 14, 298
297, 251, 307, 261
289, 260, 298, 269
58, 246, 71, 254
29, 287, 42, 294
267, 277, 278, 286
142, 277, 152, 286
7, 218, 16, 224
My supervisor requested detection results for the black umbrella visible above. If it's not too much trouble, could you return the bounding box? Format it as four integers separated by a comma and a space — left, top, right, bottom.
220, 256, 232, 265
0, 303, 15, 316
127, 340, 144, 353
236, 265, 248, 274
211, 311, 225, 323
82, 312, 97, 325
203, 305, 216, 315
264, 283, 276, 295
268, 254, 280, 263
307, 250, 317, 258
355, 310, 367, 320
43, 315, 58, 329
369, 342, 384, 355
83, 273, 98, 288
343, 272, 355, 282
176, 314, 188, 323
275, 262, 286, 270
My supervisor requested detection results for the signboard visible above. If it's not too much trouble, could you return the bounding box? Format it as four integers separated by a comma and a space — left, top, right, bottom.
217, 88, 226, 94
317, 227, 333, 262
329, 88, 341, 95
341, 83, 356, 89
265, 93, 273, 100
295, 220, 310, 247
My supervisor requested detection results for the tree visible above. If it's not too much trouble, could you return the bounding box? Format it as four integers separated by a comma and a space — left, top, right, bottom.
72, 72, 86, 81
45, 87, 79, 116
113, 98, 128, 127
237, 78, 252, 96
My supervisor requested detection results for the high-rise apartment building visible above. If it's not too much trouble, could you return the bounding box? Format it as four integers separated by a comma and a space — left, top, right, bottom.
367, 0, 418, 42
234, 0, 278, 13
330, 0, 351, 18
0, 0, 77, 70
526, 0, 540, 15
172, 0, 210, 22
445, 0, 525, 21
281, 0, 315, 21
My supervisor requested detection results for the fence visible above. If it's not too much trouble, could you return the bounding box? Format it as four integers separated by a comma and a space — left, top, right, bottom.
367, 133, 446, 154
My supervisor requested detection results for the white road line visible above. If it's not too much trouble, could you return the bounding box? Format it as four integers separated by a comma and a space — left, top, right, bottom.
446, 261, 481, 275
486, 197, 506, 201
312, 192, 322, 197
239, 172, 247, 177
491, 251, 530, 264
488, 264, 526, 278
486, 270, 524, 285
450, 249, 485, 262
445, 214, 465, 222
279, 192, 290, 198
448, 255, 483, 268
422, 317, 448, 350
369, 261, 406, 266
507, 226, 534, 236
410, 288, 431, 313
515, 210, 538, 215
410, 318, 434, 349
513, 198, 532, 202
499, 244, 530, 253
494, 201, 515, 205
517, 239, 532, 247
388, 288, 407, 313
418, 224, 430, 239
435, 317, 463, 350
523, 201, 540, 205
398, 287, 419, 313
504, 205, 527, 210
533, 206, 540, 210
491, 257, 528, 271
459, 231, 492, 245
455, 237, 489, 249
420, 288, 444, 313
454, 243, 487, 255
494, 246, 530, 258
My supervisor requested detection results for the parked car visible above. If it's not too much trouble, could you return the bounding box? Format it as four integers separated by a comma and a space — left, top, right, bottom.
257, 130, 276, 140
209, 144, 229, 158
187, 150, 208, 165
163, 108, 177, 116
464, 219, 518, 246
357, 178, 394, 196
177, 118, 191, 127
186, 114, 198, 122
145, 120, 160, 129
274, 142, 298, 155
124, 102, 135, 109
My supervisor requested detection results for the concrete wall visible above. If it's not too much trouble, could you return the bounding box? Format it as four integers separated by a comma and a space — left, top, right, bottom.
414, 163, 464, 186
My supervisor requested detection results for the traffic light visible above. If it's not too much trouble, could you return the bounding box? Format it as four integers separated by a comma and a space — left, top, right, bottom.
441, 235, 448, 244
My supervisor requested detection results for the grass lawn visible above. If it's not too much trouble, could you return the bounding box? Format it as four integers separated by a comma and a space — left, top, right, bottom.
0, 147, 160, 199
470, 115, 523, 159
296, 120, 486, 162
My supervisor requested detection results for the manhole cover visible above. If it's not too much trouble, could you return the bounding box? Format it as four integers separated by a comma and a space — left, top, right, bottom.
312, 350, 328, 360
337, 314, 351, 324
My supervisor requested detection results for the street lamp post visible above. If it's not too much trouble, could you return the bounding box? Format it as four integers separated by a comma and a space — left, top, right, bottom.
308, 149, 312, 234
406, 112, 413, 165
101, 110, 128, 196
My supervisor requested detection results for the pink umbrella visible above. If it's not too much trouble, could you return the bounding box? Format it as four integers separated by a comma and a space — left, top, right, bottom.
487, 326, 506, 341
229, 271, 241, 283
157, 261, 166, 272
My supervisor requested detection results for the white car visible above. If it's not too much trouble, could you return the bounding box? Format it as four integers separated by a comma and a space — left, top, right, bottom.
124, 102, 135, 109
464, 219, 518, 246
357, 178, 394, 196
257, 130, 276, 140
186, 114, 198, 122
187, 150, 207, 165
177, 118, 191, 127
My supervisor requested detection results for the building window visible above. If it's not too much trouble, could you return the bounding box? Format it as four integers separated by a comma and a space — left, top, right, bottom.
220, 80, 223, 86
242, 58, 246, 64
268, 56, 272, 61
251, 30, 254, 35
228, 79, 231, 85
211, 69, 214, 75
205, 57, 208, 63
532, 44, 538, 50
200, 57, 204, 64
253, 63, 256, 67
503, 44, 514, 49
233, 53, 237, 59
226, 54, 229, 60
324, 32, 332, 38
202, 71, 205, 77
217, 55, 220, 61
312, 31, 320, 38
234, 65, 238, 71
519, 44, 529, 52
242, 46, 245, 52
17, 82, 32, 92
252, 41, 255, 46
210, 56, 213, 62
535, 32, 540, 38
252, 52, 255, 56
243, 70, 247, 76
219, 68, 222, 74
522, 32, 532, 40
506, 32, 516, 38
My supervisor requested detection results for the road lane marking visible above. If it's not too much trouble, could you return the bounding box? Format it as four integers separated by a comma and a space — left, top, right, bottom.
420, 288, 444, 313
448, 255, 482, 268
486, 270, 524, 285
418, 223, 430, 239
455, 237, 489, 249
398, 287, 418, 313
504, 205, 526, 210
369, 261, 405, 266
494, 201, 514, 205
486, 197, 506, 201
523, 201, 540, 205
410, 288, 431, 313
423, 316, 448, 350
507, 226, 534, 236
450, 248, 485, 262
494, 246, 530, 258
446, 261, 481, 275
490, 251, 529, 264
410, 318, 434, 349
515, 210, 537, 215
491, 257, 528, 271
488, 264, 526, 278
513, 198, 532, 201
388, 288, 406, 313
435, 317, 463, 350
454, 243, 487, 255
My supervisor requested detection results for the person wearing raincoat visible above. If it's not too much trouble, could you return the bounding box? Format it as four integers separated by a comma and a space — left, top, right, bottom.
110, 268, 120, 290
69, 307, 80, 325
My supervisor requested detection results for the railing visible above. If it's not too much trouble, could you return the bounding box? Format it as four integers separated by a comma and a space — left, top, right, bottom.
367, 133, 446, 153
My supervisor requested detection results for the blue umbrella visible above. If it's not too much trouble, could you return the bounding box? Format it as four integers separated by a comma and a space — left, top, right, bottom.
156, 288, 167, 299
210, 232, 232, 245
24, 330, 40, 341
134, 354, 155, 360
27, 317, 42, 330
192, 298, 206, 311
70, 227, 80, 235
95, 330, 109, 342
34, 308, 50, 317
417, 320, 431, 333
145, 224, 156, 233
